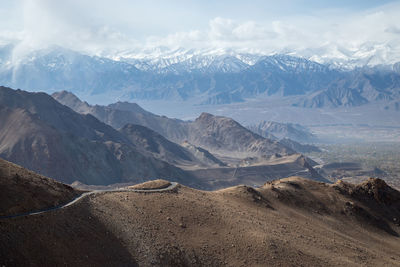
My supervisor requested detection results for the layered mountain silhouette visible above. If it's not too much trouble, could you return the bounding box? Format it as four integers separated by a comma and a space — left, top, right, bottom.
0, 86, 309, 188
52, 90, 188, 142
53, 91, 293, 158
0, 86, 190, 185
51, 92, 327, 188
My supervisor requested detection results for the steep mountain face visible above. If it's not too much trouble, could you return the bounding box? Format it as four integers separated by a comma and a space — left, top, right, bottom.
248, 121, 316, 143
0, 86, 188, 185
2, 46, 399, 108
52, 91, 188, 142
0, 87, 128, 143
119, 124, 223, 168
180, 141, 226, 167
186, 113, 294, 157
51, 90, 92, 113
0, 105, 120, 185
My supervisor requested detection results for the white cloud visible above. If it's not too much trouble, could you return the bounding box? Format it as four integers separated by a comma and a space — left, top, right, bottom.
136, 2, 400, 66
5, 0, 139, 62
1, 0, 400, 66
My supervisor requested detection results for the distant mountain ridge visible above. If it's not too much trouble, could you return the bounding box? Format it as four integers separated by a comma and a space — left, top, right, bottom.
53, 92, 293, 158
1, 45, 399, 108
114, 46, 400, 71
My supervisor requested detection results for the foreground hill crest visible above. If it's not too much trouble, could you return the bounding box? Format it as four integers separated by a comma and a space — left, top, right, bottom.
0, 160, 399, 266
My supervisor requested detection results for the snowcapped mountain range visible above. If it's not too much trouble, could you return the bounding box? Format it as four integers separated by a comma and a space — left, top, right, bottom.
2, 44, 399, 75
112, 45, 400, 72
113, 48, 262, 74
0, 44, 399, 109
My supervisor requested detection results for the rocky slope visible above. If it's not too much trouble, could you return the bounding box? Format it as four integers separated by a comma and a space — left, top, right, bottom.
186, 113, 294, 157
181, 141, 226, 167
119, 124, 224, 168
1, 176, 399, 266
0, 158, 79, 217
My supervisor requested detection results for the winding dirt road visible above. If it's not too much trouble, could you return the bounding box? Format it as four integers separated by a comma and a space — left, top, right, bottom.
0, 182, 178, 219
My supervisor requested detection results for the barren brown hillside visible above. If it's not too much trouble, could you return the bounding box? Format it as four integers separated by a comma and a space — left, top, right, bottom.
1, 174, 399, 266
0, 158, 79, 217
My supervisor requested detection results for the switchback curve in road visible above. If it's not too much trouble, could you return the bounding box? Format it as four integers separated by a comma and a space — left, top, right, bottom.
0, 182, 178, 219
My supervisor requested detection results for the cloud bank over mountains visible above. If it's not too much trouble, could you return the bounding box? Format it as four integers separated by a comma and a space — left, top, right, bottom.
1, 0, 400, 67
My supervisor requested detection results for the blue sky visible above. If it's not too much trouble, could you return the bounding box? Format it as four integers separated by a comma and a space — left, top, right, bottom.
1, 0, 397, 34
1, 0, 400, 65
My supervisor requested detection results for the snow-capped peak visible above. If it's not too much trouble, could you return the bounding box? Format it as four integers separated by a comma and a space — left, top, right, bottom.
111, 47, 264, 74
106, 44, 400, 72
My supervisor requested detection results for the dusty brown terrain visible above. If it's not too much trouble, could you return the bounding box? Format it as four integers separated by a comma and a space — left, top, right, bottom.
129, 179, 171, 190
1, 175, 399, 266
0, 158, 79, 217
